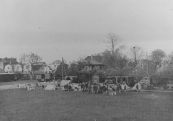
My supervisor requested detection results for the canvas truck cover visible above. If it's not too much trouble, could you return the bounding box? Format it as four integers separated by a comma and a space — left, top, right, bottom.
60, 80, 71, 87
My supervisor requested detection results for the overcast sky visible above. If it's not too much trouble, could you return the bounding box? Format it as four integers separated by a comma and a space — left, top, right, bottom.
0, 0, 173, 64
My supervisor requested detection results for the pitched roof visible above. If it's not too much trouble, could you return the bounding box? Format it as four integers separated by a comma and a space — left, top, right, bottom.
32, 62, 46, 65
0, 57, 18, 64
88, 60, 104, 65
84, 56, 104, 66
33, 70, 44, 74
32, 65, 44, 71
127, 61, 136, 68
85, 56, 92, 61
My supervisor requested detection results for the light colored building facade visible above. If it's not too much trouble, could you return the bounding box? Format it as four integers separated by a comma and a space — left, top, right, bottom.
48, 60, 61, 71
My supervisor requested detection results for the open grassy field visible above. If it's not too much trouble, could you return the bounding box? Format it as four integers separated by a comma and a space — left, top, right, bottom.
0, 82, 173, 121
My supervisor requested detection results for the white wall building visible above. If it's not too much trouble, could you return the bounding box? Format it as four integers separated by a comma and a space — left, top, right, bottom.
48, 60, 61, 71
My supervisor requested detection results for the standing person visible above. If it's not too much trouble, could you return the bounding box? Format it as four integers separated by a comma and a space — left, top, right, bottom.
93, 82, 97, 94
88, 82, 92, 94
116, 83, 120, 94
109, 85, 113, 95
85, 82, 89, 92
120, 83, 123, 92
68, 83, 70, 91
136, 82, 140, 92
112, 84, 117, 95
101, 83, 106, 95
42, 84, 44, 90
106, 84, 109, 95
83, 82, 86, 92
119, 83, 122, 92
69, 83, 72, 91
83, 82, 86, 91
81, 82, 84, 92
67, 83, 69, 91
124, 84, 126, 91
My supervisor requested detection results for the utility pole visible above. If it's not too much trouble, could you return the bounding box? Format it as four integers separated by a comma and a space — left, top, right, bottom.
146, 52, 149, 77
62, 57, 64, 80
54, 67, 56, 81
133, 47, 137, 65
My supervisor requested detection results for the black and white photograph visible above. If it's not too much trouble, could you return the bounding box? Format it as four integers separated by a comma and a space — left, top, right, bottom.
0, 0, 173, 121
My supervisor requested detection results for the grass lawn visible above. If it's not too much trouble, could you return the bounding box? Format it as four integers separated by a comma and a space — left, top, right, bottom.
0, 83, 173, 121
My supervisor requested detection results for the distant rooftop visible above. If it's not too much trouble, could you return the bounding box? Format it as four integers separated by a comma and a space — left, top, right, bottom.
84, 56, 104, 66
0, 57, 18, 65
32, 62, 46, 65
33, 70, 44, 74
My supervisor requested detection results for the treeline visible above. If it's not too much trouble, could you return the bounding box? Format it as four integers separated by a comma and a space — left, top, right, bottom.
19, 33, 173, 83
66, 33, 173, 83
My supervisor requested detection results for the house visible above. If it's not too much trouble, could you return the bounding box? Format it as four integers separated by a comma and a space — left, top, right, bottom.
31, 62, 47, 81
0, 58, 18, 81
13, 64, 23, 73
2, 57, 18, 64
32, 62, 46, 74
0, 57, 18, 69
48, 60, 61, 71
0, 57, 18, 73
0, 62, 4, 70
23, 64, 32, 74
83, 55, 104, 72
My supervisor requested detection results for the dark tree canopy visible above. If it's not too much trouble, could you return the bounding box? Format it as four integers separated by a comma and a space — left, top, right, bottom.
168, 51, 173, 65
151, 49, 166, 66
55, 62, 68, 77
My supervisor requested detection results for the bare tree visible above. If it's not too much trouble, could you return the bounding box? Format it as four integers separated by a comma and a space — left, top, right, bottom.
105, 33, 125, 55
19, 53, 28, 64
29, 52, 42, 64
19, 52, 42, 64
130, 46, 144, 66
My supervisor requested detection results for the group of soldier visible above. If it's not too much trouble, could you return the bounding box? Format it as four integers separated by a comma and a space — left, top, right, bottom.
64, 81, 126, 96
87, 82, 124, 95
